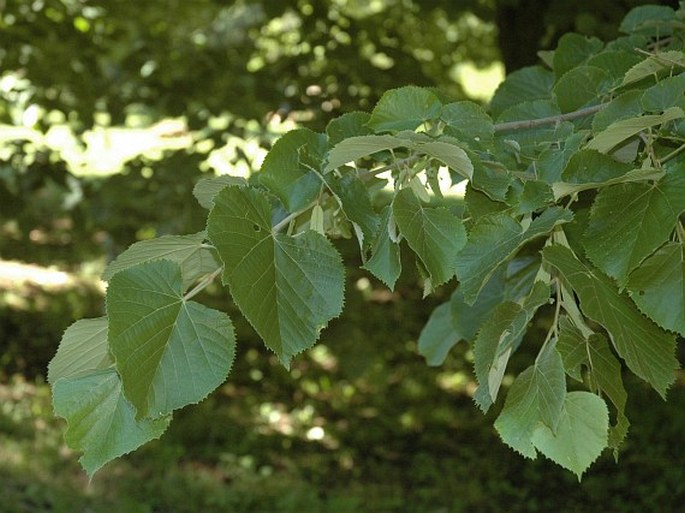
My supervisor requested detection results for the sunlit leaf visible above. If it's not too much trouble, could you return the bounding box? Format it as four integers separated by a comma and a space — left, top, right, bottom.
586, 107, 685, 153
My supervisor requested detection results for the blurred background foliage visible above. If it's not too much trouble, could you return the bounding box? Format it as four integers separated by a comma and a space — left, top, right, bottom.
1, 0, 684, 511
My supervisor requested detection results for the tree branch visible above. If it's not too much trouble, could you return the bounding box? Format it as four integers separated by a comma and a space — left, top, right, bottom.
493, 104, 606, 133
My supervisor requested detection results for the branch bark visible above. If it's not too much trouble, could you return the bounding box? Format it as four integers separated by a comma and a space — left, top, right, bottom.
493, 104, 606, 133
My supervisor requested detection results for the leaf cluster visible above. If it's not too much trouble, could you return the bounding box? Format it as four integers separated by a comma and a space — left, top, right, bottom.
50, 4, 685, 478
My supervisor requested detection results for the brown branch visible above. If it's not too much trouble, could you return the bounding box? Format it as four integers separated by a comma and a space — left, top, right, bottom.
493, 104, 606, 133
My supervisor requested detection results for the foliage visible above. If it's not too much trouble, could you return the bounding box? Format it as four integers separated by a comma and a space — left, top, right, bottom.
50, 3, 685, 479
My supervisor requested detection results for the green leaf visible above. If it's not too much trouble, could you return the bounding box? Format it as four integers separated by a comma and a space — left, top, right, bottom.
553, 33, 603, 79
325, 172, 380, 248
515, 180, 554, 214
324, 134, 406, 173
473, 281, 551, 412
107, 260, 236, 418
586, 333, 629, 451
440, 101, 494, 147
326, 111, 372, 146
393, 188, 466, 288
419, 264, 515, 366
641, 74, 685, 113
490, 66, 555, 118
53, 369, 171, 478
531, 392, 609, 480
586, 51, 642, 85
591, 90, 643, 133
627, 242, 685, 337
619, 5, 677, 36
456, 207, 573, 304
464, 183, 509, 218
415, 140, 473, 180
620, 51, 685, 87
556, 317, 587, 382
207, 186, 344, 366
418, 302, 460, 366
470, 157, 511, 201
586, 107, 685, 153
494, 344, 566, 458
561, 149, 632, 184
102, 233, 219, 289
542, 245, 678, 397
48, 317, 111, 385
367, 86, 442, 132
553, 66, 610, 113
363, 205, 402, 290
193, 175, 247, 209
583, 168, 685, 285
259, 128, 328, 211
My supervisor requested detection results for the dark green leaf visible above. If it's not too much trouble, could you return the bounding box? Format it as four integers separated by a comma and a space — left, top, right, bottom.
326, 172, 380, 247
418, 302, 460, 366
473, 281, 551, 412
591, 90, 644, 132
641, 74, 685, 113
627, 242, 685, 337
583, 167, 685, 285
367, 86, 442, 132
490, 66, 555, 118
363, 205, 402, 290
456, 207, 573, 304
619, 5, 677, 36
441, 101, 494, 147
393, 188, 466, 288
553, 66, 610, 113
543, 245, 678, 397
553, 33, 603, 79
207, 186, 345, 366
259, 128, 327, 211
326, 111, 372, 146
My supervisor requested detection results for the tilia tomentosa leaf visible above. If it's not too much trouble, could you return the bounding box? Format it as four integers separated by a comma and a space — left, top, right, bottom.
107, 260, 236, 419
207, 186, 345, 367
50, 318, 170, 477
